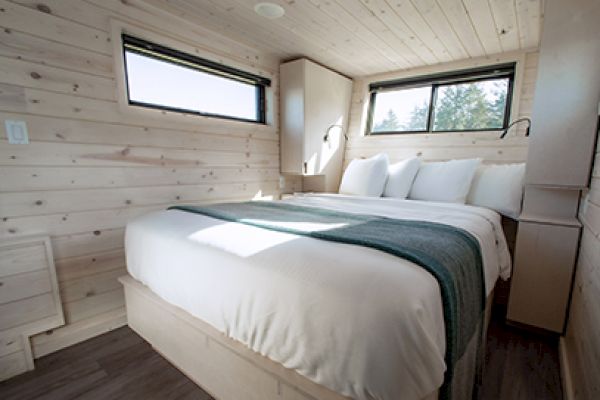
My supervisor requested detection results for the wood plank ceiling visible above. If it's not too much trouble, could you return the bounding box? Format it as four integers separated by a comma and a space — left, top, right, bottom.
140, 0, 544, 77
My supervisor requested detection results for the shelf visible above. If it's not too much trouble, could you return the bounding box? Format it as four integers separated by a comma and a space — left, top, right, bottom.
518, 213, 582, 228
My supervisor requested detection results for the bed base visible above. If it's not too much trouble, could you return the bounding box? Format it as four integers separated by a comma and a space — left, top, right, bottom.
121, 275, 493, 400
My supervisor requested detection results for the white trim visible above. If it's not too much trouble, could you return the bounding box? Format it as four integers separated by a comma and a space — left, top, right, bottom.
108, 18, 276, 127
355, 50, 531, 138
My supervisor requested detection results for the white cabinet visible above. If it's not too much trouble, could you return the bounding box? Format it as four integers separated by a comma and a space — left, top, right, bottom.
507, 0, 600, 333
507, 221, 580, 332
523, 0, 600, 188
280, 59, 353, 193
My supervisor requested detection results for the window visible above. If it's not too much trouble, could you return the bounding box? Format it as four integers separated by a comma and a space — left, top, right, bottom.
122, 34, 271, 123
367, 64, 515, 134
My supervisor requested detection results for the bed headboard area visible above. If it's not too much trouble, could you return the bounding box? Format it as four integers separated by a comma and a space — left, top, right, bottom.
343, 52, 539, 168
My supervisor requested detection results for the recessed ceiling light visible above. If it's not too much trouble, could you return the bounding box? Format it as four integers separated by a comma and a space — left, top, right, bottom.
254, 2, 285, 19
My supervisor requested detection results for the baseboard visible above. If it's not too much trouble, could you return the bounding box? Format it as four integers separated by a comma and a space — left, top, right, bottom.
559, 337, 575, 400
30, 307, 127, 358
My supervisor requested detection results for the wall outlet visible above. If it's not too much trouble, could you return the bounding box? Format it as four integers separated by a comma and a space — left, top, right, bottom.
5, 120, 29, 144
279, 175, 286, 189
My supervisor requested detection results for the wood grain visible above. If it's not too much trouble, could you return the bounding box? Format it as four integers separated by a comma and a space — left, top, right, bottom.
0, 28, 113, 78
479, 307, 562, 400
141, 0, 543, 76
0, 0, 111, 55
0, 332, 23, 358
0, 236, 64, 381
0, 270, 52, 304
1, 325, 213, 400
343, 51, 538, 165
0, 0, 298, 358
0, 308, 562, 399
0, 294, 55, 330
0, 242, 47, 277
563, 143, 600, 399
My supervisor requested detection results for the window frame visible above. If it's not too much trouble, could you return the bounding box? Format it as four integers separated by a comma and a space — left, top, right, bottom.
366, 63, 516, 135
121, 34, 271, 124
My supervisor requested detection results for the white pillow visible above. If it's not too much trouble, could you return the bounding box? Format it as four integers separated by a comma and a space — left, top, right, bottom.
467, 163, 526, 218
409, 158, 481, 203
383, 157, 421, 198
339, 153, 389, 197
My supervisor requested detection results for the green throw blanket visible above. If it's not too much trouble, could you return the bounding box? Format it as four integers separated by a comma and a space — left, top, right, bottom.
169, 201, 485, 399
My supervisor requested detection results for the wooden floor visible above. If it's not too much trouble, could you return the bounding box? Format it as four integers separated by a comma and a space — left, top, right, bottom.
0, 309, 562, 400
479, 308, 563, 400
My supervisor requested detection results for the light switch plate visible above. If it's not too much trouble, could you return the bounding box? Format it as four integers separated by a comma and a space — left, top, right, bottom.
5, 120, 29, 144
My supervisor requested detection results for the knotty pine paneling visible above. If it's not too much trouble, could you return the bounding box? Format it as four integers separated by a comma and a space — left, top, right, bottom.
0, 0, 300, 358
142, 0, 543, 77
0, 141, 279, 168
0, 28, 114, 78
0, 166, 279, 192
0, 0, 112, 55
0, 86, 278, 139
564, 144, 600, 399
343, 51, 538, 166
1, 182, 281, 218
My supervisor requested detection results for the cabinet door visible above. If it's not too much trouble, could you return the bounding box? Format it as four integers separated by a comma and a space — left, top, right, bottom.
304, 61, 352, 192
280, 60, 305, 175
524, 0, 600, 187
507, 222, 580, 332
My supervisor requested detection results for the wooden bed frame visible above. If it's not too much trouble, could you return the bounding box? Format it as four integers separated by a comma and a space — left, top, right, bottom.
119, 275, 441, 400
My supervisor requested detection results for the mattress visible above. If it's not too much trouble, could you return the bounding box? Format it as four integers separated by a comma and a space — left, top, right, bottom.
125, 194, 511, 400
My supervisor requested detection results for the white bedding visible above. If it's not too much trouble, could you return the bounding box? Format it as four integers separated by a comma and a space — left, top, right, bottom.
125, 194, 511, 400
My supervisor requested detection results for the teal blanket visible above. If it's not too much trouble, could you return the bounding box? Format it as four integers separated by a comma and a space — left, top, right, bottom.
169, 201, 485, 398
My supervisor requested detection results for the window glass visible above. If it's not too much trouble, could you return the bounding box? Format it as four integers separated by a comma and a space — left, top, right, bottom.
122, 35, 268, 123
370, 86, 431, 133
367, 65, 514, 134
432, 78, 509, 131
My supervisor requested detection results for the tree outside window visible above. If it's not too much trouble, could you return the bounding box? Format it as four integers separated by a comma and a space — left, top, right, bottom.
368, 66, 513, 134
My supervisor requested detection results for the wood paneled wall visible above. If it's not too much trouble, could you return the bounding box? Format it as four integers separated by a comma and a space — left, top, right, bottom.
564, 139, 600, 399
343, 52, 539, 166
0, 0, 299, 357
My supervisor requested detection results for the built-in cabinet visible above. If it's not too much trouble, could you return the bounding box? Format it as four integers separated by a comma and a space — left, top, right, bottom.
280, 59, 353, 193
507, 0, 600, 333
508, 222, 581, 332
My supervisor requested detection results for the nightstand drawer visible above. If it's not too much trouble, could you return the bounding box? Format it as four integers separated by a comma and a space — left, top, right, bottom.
0, 270, 52, 304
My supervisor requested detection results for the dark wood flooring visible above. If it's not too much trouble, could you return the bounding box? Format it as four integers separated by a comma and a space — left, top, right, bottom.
0, 308, 561, 400
479, 307, 563, 400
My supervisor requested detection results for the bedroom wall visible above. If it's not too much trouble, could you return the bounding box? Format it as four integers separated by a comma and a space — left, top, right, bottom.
563, 138, 600, 399
0, 0, 299, 357
344, 51, 539, 167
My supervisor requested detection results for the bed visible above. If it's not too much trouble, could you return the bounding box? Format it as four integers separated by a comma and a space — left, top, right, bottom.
121, 194, 511, 400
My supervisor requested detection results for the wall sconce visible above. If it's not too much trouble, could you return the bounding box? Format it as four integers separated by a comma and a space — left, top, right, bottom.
323, 124, 348, 142
500, 117, 531, 138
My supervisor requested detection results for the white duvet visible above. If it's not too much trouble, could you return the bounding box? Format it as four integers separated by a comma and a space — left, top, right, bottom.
125, 194, 511, 400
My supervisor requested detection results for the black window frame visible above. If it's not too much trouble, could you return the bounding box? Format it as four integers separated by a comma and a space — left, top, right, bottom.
366, 63, 516, 135
121, 34, 271, 124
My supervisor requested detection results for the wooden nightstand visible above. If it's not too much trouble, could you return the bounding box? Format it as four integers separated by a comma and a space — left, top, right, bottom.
507, 213, 581, 333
